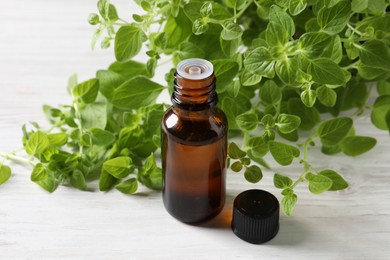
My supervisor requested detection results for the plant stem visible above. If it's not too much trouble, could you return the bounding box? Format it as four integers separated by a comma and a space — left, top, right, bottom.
73, 101, 84, 154
351, 82, 375, 118
46, 120, 65, 134
0, 151, 36, 166
291, 133, 316, 188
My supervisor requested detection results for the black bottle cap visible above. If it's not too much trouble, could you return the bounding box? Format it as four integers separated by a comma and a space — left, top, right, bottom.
231, 189, 280, 244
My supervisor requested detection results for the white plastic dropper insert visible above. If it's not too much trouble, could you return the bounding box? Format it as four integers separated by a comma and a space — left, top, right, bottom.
176, 58, 214, 80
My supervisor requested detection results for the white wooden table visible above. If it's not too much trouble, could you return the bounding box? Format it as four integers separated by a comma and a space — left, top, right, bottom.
1, 1, 389, 259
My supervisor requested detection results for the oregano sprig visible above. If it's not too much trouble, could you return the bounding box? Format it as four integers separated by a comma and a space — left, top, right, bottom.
1, 0, 389, 216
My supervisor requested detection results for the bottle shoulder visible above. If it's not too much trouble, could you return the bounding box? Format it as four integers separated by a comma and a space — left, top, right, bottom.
162, 107, 228, 145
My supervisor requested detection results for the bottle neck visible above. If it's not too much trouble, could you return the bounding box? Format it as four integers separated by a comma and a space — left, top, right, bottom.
172, 72, 218, 111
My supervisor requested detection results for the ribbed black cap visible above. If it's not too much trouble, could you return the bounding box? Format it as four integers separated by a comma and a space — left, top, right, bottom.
231, 189, 279, 244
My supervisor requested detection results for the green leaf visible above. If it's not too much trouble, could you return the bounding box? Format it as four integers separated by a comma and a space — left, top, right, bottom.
266, 22, 289, 46
306, 172, 332, 194
281, 193, 297, 216
317, 0, 351, 34
0, 165, 12, 186
79, 102, 107, 129
317, 117, 353, 146
107, 4, 118, 21
139, 154, 162, 190
112, 76, 164, 109
221, 22, 243, 40
220, 37, 240, 57
276, 114, 301, 134
31, 163, 48, 182
231, 161, 243, 172
260, 80, 282, 105
83, 128, 115, 147
317, 85, 337, 107
340, 136, 377, 156
287, 98, 320, 131
99, 169, 118, 191
226, 0, 246, 10
321, 143, 341, 155
236, 112, 258, 132
269, 141, 300, 166
261, 114, 275, 127
289, 0, 307, 16
308, 58, 348, 86
246, 136, 269, 158
300, 89, 317, 107
103, 156, 133, 179
116, 178, 138, 194
269, 5, 295, 37
67, 73, 78, 94
244, 47, 275, 78
275, 56, 299, 85
357, 40, 390, 71
48, 133, 68, 147
244, 165, 263, 183
322, 35, 342, 64
192, 19, 209, 35
25, 131, 50, 156
164, 10, 192, 48
228, 142, 246, 159
35, 171, 58, 193
71, 170, 88, 191
318, 169, 348, 191
212, 59, 239, 89
298, 32, 331, 59
114, 24, 144, 62
274, 173, 293, 189
378, 80, 390, 96
175, 42, 205, 63
240, 69, 262, 86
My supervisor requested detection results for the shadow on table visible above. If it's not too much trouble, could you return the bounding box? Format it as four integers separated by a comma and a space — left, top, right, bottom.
196, 194, 235, 229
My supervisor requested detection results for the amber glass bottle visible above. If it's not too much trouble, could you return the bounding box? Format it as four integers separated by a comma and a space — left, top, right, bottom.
161, 58, 228, 223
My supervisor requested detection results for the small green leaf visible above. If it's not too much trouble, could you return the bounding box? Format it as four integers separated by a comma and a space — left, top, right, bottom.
276, 114, 301, 134
244, 165, 263, 183
31, 163, 47, 182
112, 76, 164, 109
220, 37, 240, 57
116, 178, 138, 194
88, 13, 100, 25
308, 58, 348, 86
221, 22, 243, 41
260, 80, 282, 105
269, 5, 295, 37
316, 85, 337, 107
306, 172, 333, 194
266, 22, 289, 46
298, 32, 331, 59
317, 117, 353, 146
269, 141, 300, 166
99, 169, 118, 191
0, 165, 12, 186
371, 95, 390, 130
240, 69, 262, 86
47, 133, 68, 147
71, 170, 88, 191
200, 2, 213, 17
340, 136, 377, 156
287, 98, 320, 131
289, 0, 307, 16
300, 89, 317, 107
246, 136, 269, 158
261, 114, 275, 127
231, 161, 243, 172
192, 18, 209, 35
317, 0, 351, 35
358, 40, 390, 71
80, 102, 107, 129
114, 24, 144, 62
274, 173, 293, 189
244, 47, 275, 78
236, 112, 258, 132
25, 131, 50, 156
318, 169, 348, 191
228, 142, 246, 159
103, 156, 133, 179
84, 128, 115, 147
281, 193, 297, 216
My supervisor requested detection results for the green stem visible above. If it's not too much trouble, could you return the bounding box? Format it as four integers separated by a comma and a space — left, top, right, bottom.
291, 134, 316, 188
73, 102, 84, 154
46, 120, 65, 134
351, 82, 375, 118
230, 0, 254, 21
0, 151, 36, 166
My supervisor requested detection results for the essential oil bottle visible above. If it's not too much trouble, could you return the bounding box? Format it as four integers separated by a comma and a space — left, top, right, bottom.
161, 58, 228, 223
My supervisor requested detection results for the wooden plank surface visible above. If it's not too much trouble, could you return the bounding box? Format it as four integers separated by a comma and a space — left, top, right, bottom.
0, 1, 389, 259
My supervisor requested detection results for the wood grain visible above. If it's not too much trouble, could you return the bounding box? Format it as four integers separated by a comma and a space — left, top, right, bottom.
0, 1, 389, 259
